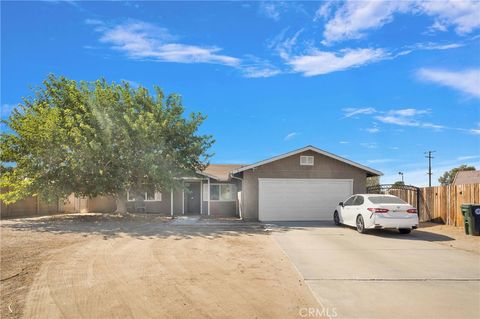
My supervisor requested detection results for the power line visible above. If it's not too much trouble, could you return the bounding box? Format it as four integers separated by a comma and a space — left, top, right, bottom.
425, 151, 436, 187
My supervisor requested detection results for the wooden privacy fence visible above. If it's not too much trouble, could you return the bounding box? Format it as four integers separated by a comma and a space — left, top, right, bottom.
388, 184, 480, 226
0, 196, 60, 219
0, 194, 90, 219
419, 184, 480, 226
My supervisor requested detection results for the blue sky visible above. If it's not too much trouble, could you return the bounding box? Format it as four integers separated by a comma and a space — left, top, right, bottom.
2, 0, 480, 186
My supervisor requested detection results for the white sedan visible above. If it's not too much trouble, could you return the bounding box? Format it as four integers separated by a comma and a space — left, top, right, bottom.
333, 194, 419, 234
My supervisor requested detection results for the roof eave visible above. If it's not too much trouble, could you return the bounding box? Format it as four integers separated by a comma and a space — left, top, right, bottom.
230, 145, 383, 176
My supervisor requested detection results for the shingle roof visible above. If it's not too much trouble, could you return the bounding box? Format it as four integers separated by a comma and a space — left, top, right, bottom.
202, 164, 245, 181
199, 145, 383, 181
453, 170, 480, 185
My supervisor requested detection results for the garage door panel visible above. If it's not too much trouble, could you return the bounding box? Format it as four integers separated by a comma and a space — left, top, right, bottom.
259, 179, 352, 222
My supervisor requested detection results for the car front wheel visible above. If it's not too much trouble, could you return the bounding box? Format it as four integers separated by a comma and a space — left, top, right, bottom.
356, 215, 366, 234
398, 229, 411, 234
333, 211, 341, 226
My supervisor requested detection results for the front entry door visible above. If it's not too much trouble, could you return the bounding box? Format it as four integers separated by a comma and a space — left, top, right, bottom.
185, 182, 201, 214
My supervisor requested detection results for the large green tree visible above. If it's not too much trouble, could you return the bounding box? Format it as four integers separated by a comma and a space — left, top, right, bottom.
1, 75, 214, 212
438, 164, 476, 186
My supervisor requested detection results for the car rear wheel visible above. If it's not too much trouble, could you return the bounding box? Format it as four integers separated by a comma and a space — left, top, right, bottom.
333, 211, 341, 226
398, 229, 411, 234
356, 215, 366, 234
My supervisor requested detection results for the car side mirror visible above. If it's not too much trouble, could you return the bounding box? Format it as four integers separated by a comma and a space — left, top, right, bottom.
339, 202, 344, 207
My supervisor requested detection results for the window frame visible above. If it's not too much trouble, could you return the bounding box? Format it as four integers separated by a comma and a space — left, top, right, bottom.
300, 155, 314, 166
207, 183, 237, 202
127, 190, 162, 202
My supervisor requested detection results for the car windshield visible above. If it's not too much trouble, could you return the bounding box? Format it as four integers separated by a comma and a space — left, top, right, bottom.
368, 196, 407, 204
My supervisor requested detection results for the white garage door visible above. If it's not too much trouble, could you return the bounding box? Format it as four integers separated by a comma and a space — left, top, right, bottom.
258, 178, 353, 222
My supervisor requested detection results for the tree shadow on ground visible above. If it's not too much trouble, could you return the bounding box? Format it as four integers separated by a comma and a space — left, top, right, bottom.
267, 221, 456, 242
1, 214, 458, 242
0, 213, 267, 240
365, 228, 455, 242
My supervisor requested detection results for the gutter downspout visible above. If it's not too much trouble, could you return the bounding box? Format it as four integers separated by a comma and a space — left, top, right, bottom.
230, 173, 244, 220
207, 178, 211, 216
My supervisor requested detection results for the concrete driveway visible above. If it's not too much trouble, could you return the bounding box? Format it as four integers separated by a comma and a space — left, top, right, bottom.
271, 222, 480, 319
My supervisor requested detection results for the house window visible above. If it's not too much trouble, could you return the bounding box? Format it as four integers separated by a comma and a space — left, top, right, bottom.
127, 189, 162, 201
300, 155, 314, 166
211, 185, 220, 200
207, 184, 236, 201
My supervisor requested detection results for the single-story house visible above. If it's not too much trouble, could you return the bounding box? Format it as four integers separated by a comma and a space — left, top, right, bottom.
452, 170, 480, 185
88, 145, 382, 221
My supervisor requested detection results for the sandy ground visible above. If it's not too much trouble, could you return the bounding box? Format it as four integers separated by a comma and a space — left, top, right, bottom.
1, 214, 318, 319
418, 222, 480, 254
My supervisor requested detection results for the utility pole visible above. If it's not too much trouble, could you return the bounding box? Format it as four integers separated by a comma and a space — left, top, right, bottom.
425, 151, 436, 187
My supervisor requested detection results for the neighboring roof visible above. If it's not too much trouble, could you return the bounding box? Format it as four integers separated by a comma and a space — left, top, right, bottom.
453, 170, 480, 185
230, 145, 383, 177
201, 164, 245, 181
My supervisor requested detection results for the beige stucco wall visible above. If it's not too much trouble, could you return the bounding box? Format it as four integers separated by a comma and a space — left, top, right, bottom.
88, 193, 173, 215
241, 150, 368, 220
89, 196, 116, 213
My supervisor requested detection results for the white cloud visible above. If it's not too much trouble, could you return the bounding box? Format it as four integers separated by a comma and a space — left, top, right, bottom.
322, 1, 409, 44
268, 28, 305, 60
242, 66, 281, 78
417, 0, 480, 34
320, 0, 480, 44
456, 155, 480, 161
392, 40, 465, 58
240, 56, 282, 78
339, 141, 350, 144
343, 107, 377, 118
360, 142, 377, 149
375, 115, 418, 127
284, 132, 299, 141
288, 48, 387, 76
388, 108, 429, 117
88, 19, 285, 78
259, 2, 281, 21
366, 127, 380, 134
470, 128, 480, 135
343, 107, 453, 132
90, 20, 240, 66
412, 42, 464, 50
417, 68, 480, 98
85, 18, 103, 26
314, 1, 335, 21
375, 115, 444, 130
258, 1, 306, 21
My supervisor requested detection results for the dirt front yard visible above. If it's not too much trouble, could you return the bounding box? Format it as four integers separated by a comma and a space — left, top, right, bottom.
1, 214, 318, 319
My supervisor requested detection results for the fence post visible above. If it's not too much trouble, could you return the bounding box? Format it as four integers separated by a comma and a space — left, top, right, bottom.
416, 188, 421, 218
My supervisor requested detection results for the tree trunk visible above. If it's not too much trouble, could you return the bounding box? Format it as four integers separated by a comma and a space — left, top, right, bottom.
114, 195, 128, 214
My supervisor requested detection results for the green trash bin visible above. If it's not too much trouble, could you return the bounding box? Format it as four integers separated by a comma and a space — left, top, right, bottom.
461, 204, 480, 236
